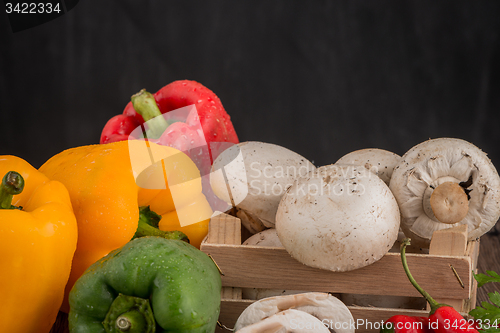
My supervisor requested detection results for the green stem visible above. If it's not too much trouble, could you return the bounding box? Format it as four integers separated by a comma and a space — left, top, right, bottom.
131, 89, 169, 139
116, 310, 147, 332
103, 294, 155, 333
400, 238, 440, 313
0, 171, 24, 209
133, 206, 189, 243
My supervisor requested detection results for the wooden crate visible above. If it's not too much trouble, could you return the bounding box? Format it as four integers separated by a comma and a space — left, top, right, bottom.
200, 213, 480, 333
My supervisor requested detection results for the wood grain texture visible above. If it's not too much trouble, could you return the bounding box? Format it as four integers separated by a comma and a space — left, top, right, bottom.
201, 242, 472, 299
466, 239, 481, 310
207, 213, 242, 245
429, 225, 468, 256
428, 225, 468, 311
208, 213, 243, 301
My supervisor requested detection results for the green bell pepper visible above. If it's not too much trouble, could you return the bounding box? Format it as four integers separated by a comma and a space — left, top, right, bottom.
68, 236, 222, 333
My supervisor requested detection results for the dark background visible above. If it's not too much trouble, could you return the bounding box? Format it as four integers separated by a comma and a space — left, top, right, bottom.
1, 1, 500, 169
2, 2, 500, 326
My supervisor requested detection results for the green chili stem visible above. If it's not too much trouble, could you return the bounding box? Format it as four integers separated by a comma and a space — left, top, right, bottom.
400, 238, 440, 311
0, 171, 24, 209
131, 89, 169, 139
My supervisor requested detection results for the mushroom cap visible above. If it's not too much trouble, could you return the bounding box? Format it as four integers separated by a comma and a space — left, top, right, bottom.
335, 148, 401, 185
235, 308, 331, 333
389, 138, 500, 247
210, 141, 316, 227
234, 292, 354, 333
276, 164, 400, 272
243, 228, 284, 247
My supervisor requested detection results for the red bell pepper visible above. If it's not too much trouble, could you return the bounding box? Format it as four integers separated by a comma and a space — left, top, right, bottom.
100, 80, 239, 210
100, 80, 239, 161
400, 239, 479, 333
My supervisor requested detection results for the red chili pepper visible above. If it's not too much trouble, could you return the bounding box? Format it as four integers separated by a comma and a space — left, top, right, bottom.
381, 315, 430, 333
401, 239, 479, 333
100, 80, 239, 163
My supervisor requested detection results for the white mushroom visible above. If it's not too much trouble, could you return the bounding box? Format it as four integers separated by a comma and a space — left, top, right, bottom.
234, 293, 354, 333
235, 309, 330, 333
276, 164, 400, 272
210, 141, 316, 229
389, 138, 500, 247
243, 228, 284, 247
335, 148, 401, 185
336, 148, 405, 251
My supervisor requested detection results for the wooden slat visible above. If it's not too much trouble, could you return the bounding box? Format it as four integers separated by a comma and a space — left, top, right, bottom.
466, 239, 480, 311
207, 213, 243, 301
207, 212, 242, 245
429, 225, 468, 256
428, 225, 468, 311
201, 243, 471, 299
216, 299, 253, 332
209, 213, 244, 333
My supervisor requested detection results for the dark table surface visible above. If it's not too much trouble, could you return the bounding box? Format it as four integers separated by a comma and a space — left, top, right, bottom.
475, 224, 500, 305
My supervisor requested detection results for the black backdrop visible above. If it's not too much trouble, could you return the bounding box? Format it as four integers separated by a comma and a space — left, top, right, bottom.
1, 1, 500, 169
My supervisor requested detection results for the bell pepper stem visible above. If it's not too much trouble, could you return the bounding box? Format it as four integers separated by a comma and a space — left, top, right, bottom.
131, 89, 169, 139
134, 206, 190, 243
103, 294, 155, 333
116, 310, 147, 332
135, 218, 189, 242
400, 238, 440, 312
0, 171, 24, 209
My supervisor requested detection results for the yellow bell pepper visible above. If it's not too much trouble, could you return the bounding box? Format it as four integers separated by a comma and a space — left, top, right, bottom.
39, 140, 212, 312
0, 156, 78, 333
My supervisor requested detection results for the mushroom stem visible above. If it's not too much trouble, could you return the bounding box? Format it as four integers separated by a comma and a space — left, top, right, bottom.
430, 182, 469, 224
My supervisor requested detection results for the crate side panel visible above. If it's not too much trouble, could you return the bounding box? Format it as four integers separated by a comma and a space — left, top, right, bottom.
202, 244, 471, 299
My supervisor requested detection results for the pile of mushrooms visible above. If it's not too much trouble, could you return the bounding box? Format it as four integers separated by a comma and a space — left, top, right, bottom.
389, 138, 500, 247
211, 143, 403, 272
209, 138, 500, 307
234, 292, 354, 333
